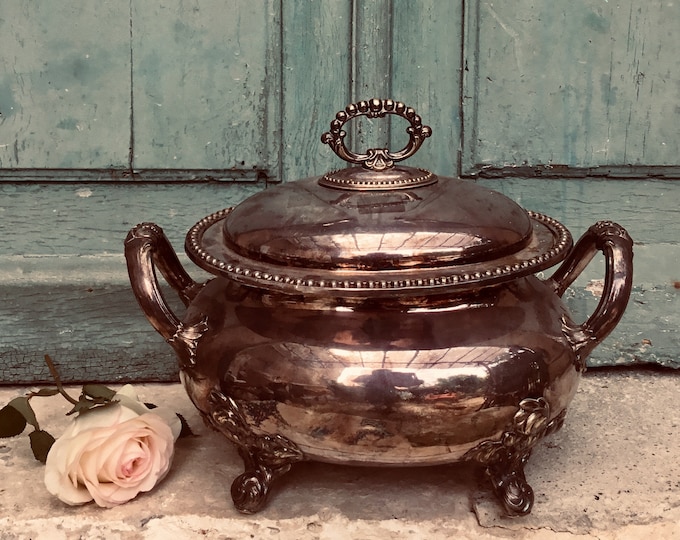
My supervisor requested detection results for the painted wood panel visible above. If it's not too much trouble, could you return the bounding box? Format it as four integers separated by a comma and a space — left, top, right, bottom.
280, 0, 352, 181
281, 0, 464, 181
1, 179, 678, 383
2, 1, 678, 382
478, 177, 680, 369
391, 0, 462, 176
131, 0, 280, 173
463, 0, 680, 173
0, 1, 130, 169
0, 182, 262, 383
350, 0, 393, 151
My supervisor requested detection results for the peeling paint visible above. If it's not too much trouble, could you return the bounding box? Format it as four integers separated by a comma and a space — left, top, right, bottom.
464, 0, 680, 172
585, 279, 605, 298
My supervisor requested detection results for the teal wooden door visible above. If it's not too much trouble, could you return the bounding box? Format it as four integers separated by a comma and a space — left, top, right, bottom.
0, 1, 677, 383
462, 0, 680, 175
460, 0, 680, 370
0, 1, 462, 181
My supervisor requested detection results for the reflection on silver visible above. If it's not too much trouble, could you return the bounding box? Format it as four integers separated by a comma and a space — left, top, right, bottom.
126, 99, 634, 516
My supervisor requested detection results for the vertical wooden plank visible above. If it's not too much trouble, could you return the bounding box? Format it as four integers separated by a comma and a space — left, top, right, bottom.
264, 0, 283, 182
391, 0, 463, 176
351, 0, 393, 150
281, 0, 352, 181
131, 0, 280, 172
462, 0, 680, 173
0, 182, 263, 384
281, 0, 464, 180
0, 1, 130, 169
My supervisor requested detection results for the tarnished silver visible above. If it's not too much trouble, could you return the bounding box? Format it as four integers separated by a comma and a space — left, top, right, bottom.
125, 100, 634, 516
320, 98, 432, 172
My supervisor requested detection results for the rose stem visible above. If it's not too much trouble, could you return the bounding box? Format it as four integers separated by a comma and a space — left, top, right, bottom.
44, 355, 79, 405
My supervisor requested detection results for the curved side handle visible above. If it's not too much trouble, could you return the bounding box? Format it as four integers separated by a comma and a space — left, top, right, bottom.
547, 221, 634, 363
124, 223, 205, 352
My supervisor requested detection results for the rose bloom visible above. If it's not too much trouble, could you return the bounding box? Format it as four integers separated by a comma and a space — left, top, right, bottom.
44, 385, 181, 507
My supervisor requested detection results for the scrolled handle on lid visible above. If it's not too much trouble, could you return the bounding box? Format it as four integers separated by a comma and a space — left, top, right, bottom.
321, 98, 432, 171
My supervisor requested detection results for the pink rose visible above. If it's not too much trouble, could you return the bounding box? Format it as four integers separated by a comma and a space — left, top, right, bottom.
44, 385, 181, 507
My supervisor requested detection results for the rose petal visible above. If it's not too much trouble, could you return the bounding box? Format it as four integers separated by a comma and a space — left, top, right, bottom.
113, 386, 182, 441
44, 406, 176, 508
149, 407, 182, 441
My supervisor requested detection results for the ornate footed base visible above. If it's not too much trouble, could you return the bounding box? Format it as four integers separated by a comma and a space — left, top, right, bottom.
205, 391, 565, 515
206, 391, 304, 514
464, 397, 567, 516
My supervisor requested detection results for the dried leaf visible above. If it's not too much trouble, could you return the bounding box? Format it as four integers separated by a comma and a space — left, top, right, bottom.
29, 429, 55, 463
65, 397, 95, 416
66, 397, 116, 416
0, 404, 27, 438
7, 397, 40, 430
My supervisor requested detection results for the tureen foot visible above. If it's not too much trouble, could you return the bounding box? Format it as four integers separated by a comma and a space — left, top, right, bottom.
464, 398, 566, 516
485, 451, 534, 515
229, 448, 294, 514
206, 390, 304, 514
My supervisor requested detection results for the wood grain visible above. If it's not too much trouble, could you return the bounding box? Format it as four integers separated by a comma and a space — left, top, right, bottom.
281, 0, 352, 181
1, 3, 678, 383
391, 0, 463, 176
463, 0, 680, 173
0, 1, 130, 168
131, 0, 280, 171
479, 177, 680, 370
1, 179, 677, 383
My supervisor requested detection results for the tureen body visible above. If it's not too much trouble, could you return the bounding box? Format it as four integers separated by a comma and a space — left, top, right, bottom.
125, 100, 633, 515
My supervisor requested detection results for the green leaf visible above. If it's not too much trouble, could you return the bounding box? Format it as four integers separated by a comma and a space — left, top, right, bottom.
7, 397, 40, 430
66, 396, 116, 416
29, 429, 55, 463
82, 384, 116, 401
0, 404, 27, 437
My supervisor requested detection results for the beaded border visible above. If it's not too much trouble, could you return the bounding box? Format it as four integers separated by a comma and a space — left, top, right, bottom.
185, 209, 573, 294
318, 168, 437, 191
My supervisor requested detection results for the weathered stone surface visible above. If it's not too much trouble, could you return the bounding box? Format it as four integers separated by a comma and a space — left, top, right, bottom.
1, 370, 678, 538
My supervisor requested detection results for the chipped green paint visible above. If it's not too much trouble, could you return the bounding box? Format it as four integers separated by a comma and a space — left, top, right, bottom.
131, 0, 281, 171
0, 1, 678, 381
463, 0, 680, 174
0, 1, 130, 169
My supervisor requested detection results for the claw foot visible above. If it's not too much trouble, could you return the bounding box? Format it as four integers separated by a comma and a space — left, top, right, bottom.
464, 398, 566, 516
206, 390, 304, 513
487, 457, 534, 516
231, 468, 275, 514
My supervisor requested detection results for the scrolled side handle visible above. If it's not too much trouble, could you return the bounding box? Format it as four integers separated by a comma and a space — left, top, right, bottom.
125, 223, 206, 363
547, 221, 634, 365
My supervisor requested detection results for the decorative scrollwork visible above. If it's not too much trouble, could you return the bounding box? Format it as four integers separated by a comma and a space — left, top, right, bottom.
589, 220, 634, 248
464, 398, 566, 516
207, 390, 304, 514
230, 467, 275, 514
321, 98, 432, 171
169, 317, 208, 369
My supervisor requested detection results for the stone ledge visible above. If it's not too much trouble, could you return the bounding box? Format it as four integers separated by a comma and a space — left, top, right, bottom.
1, 370, 679, 539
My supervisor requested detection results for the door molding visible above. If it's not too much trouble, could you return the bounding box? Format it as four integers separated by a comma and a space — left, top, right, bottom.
461, 0, 680, 178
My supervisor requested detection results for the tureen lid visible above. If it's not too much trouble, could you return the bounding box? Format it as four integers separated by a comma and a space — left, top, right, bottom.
186, 99, 572, 295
